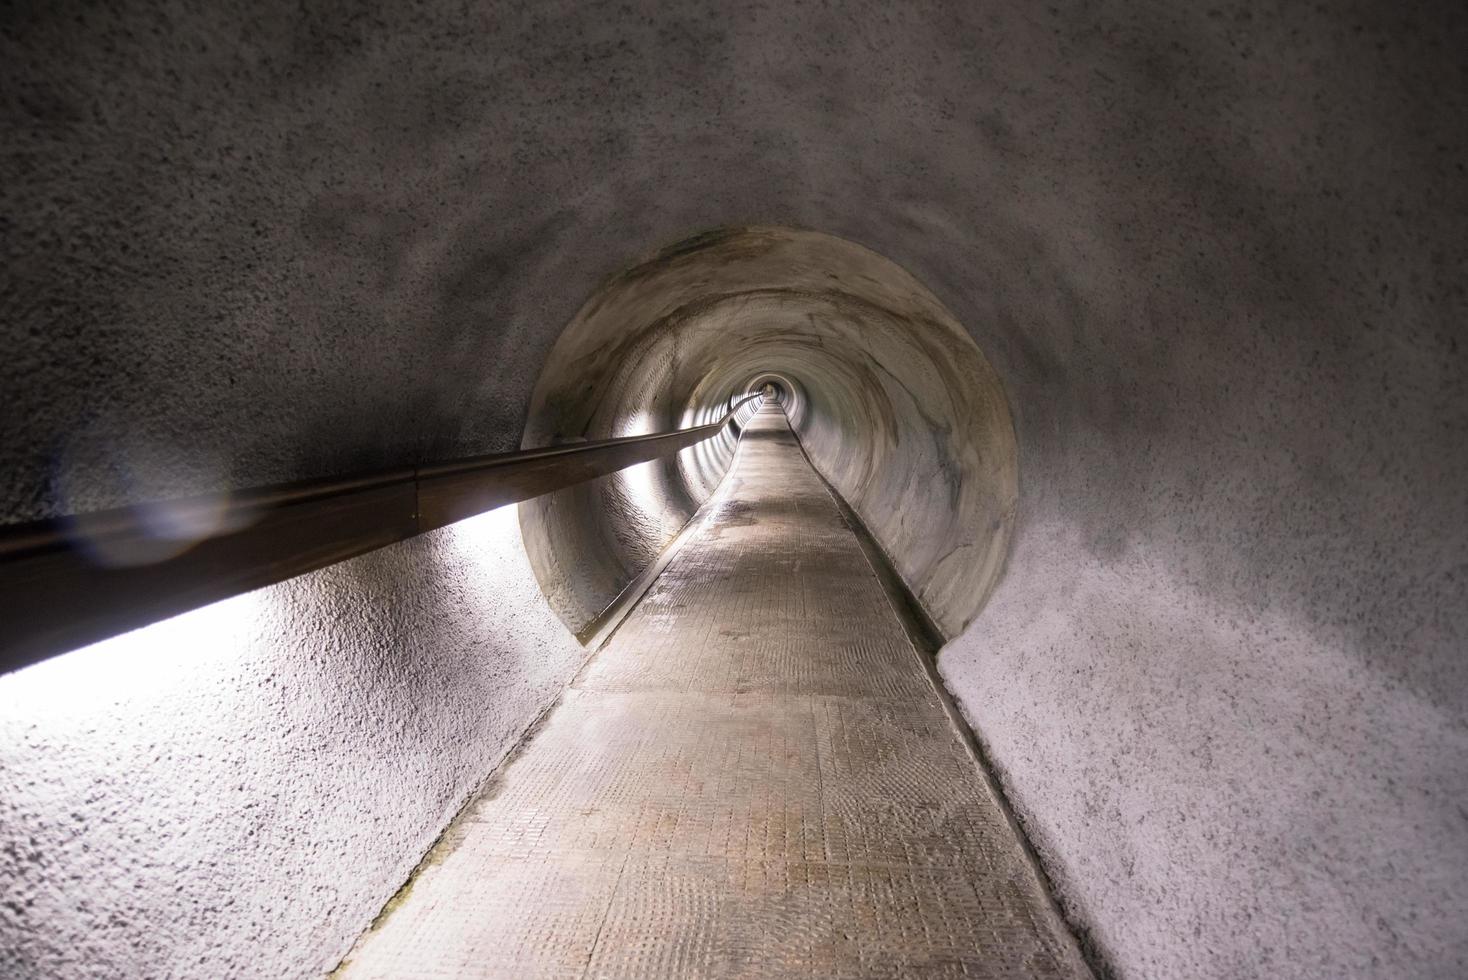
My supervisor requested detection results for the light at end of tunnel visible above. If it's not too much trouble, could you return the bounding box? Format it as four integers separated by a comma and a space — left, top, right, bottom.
0, 588, 264, 718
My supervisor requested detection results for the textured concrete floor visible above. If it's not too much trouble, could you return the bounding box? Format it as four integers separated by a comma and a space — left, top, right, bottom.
8, 5, 1466, 975
337, 405, 1089, 979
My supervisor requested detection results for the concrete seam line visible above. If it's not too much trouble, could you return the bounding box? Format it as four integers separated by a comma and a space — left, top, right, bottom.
576, 412, 757, 651
785, 420, 1104, 980
327, 635, 607, 978
780, 421, 946, 651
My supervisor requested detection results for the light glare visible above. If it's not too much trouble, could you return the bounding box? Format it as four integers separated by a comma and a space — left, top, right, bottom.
0, 589, 263, 719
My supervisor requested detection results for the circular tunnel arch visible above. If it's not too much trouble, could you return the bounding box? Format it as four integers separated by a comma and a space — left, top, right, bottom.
518, 226, 1019, 639
743, 371, 801, 418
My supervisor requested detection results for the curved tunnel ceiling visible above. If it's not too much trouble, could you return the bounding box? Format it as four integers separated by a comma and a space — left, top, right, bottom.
519, 227, 1018, 638
2, 3, 1465, 977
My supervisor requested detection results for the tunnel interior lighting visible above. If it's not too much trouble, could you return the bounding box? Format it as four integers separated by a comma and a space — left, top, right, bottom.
446, 501, 521, 556
618, 460, 662, 516
0, 588, 264, 720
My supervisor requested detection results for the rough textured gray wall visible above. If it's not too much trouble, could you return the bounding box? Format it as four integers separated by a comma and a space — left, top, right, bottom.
4, 1, 1466, 978
941, 535, 1468, 979
0, 507, 587, 978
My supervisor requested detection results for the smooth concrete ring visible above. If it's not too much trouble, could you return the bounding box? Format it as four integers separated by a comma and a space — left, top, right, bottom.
519, 226, 1018, 638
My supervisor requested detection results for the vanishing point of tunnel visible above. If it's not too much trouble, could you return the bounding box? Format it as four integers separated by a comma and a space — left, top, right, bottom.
1, 3, 1466, 980
339, 404, 1086, 979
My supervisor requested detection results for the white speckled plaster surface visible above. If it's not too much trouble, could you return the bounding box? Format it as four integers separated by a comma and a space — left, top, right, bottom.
0, 506, 587, 979
4, 2, 1467, 978
940, 521, 1468, 978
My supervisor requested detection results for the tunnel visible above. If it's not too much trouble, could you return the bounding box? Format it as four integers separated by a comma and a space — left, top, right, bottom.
518, 227, 1017, 641
1, 2, 1465, 979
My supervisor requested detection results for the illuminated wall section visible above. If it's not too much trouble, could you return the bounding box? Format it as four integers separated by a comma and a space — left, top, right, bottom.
0, 505, 586, 979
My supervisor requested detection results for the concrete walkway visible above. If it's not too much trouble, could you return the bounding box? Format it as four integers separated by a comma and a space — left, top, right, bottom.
337, 404, 1089, 979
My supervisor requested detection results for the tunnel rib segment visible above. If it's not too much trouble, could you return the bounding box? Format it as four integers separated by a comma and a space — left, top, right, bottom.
337, 403, 1089, 979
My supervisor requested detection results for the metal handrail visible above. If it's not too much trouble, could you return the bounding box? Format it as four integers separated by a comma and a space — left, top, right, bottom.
0, 393, 762, 674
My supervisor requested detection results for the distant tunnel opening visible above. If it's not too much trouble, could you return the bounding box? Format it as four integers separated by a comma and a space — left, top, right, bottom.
518, 226, 1019, 640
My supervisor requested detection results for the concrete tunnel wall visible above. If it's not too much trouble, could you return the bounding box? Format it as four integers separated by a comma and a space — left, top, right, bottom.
516, 377, 763, 637
3, 2, 1467, 978
518, 228, 1018, 639
0, 507, 589, 978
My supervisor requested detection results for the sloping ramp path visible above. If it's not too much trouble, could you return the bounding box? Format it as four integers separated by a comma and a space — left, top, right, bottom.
337, 404, 1090, 979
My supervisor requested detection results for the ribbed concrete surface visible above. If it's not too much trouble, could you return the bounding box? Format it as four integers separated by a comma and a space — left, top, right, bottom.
337, 405, 1088, 979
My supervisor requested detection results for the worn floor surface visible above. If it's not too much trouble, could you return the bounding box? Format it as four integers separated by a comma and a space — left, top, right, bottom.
337, 405, 1089, 979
